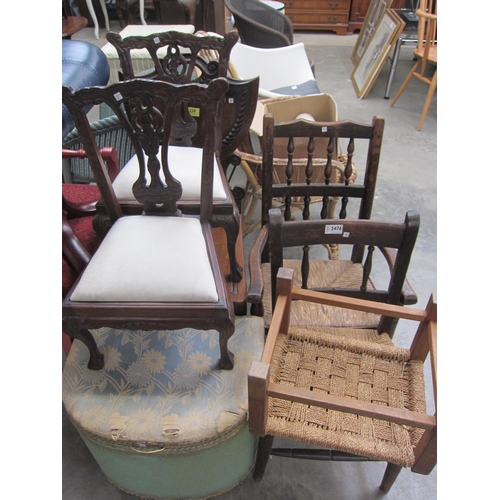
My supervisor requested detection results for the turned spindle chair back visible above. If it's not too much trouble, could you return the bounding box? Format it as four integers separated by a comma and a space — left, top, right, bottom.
260, 114, 385, 239
247, 116, 401, 324
62, 78, 236, 371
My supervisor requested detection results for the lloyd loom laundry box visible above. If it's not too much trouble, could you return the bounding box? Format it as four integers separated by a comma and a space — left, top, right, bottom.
62, 316, 265, 499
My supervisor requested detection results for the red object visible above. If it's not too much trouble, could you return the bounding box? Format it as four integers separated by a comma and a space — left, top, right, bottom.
62, 147, 119, 355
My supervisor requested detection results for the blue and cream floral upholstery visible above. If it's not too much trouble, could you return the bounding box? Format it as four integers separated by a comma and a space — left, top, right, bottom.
62, 316, 265, 499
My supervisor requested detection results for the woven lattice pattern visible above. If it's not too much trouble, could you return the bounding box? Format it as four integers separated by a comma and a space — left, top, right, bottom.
262, 260, 380, 328
266, 328, 426, 467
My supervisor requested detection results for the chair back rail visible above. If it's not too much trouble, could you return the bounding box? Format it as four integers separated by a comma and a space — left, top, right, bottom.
106, 30, 238, 83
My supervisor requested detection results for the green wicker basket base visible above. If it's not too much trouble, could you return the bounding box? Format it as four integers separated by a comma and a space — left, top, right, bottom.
78, 422, 257, 500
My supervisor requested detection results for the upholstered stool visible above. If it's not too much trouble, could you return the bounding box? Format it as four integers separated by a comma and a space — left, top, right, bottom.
63, 316, 265, 499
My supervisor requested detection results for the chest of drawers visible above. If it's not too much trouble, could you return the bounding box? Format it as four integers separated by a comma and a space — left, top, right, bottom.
283, 0, 351, 35
282, 0, 406, 35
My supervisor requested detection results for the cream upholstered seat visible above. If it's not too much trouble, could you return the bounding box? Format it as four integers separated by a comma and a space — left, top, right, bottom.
70, 216, 218, 303
63, 316, 265, 498
112, 147, 227, 202
62, 78, 236, 371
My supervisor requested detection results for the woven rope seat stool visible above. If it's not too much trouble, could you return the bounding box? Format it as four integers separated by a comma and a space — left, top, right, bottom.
63, 316, 265, 499
248, 268, 437, 492
267, 328, 426, 465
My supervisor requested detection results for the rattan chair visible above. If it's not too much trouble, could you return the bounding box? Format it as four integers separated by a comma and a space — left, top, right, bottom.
248, 267, 437, 493
225, 0, 293, 48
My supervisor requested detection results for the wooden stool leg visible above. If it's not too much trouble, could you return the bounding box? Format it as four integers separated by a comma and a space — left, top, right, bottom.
417, 69, 437, 131
390, 60, 421, 107
253, 435, 274, 482
380, 463, 402, 493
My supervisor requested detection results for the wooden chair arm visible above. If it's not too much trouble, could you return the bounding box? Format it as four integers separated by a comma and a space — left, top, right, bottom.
62, 212, 92, 273
291, 287, 427, 321
247, 226, 269, 304
62, 195, 97, 218
380, 247, 418, 305
248, 267, 293, 436
62, 146, 121, 218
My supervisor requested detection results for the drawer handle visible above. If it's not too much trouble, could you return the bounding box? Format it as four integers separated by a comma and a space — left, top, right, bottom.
328, 15, 338, 21
329, 1, 339, 7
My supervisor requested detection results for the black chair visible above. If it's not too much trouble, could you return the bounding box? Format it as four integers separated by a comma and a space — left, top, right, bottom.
225, 0, 293, 48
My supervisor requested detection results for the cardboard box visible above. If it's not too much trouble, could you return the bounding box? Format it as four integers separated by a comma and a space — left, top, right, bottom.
250, 94, 339, 184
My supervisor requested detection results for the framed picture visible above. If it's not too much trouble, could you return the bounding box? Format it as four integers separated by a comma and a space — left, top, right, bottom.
351, 9, 405, 98
351, 0, 393, 66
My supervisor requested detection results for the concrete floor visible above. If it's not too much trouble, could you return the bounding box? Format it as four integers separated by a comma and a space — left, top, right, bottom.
63, 17, 436, 500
